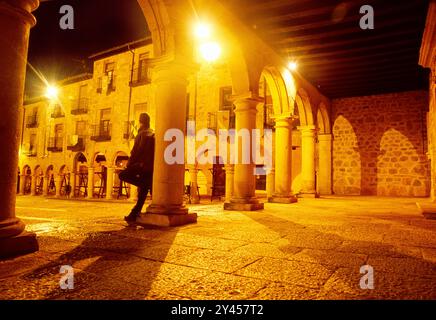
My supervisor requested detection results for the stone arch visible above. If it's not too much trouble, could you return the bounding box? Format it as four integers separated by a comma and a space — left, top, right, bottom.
377, 128, 430, 197
34, 165, 44, 196
136, 0, 195, 59
260, 66, 291, 116
317, 102, 331, 134
74, 152, 88, 173
46, 165, 56, 196
22, 165, 32, 195
332, 115, 361, 195
295, 88, 314, 126
113, 151, 129, 168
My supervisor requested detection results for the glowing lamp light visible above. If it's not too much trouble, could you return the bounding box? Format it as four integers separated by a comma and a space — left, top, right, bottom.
194, 22, 212, 40
199, 42, 221, 63
288, 61, 298, 71
45, 85, 59, 100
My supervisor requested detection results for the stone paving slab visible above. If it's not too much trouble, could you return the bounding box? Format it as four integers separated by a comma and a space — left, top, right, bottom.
0, 195, 435, 300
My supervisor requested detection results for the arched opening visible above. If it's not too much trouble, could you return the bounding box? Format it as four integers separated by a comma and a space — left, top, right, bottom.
291, 104, 302, 194
22, 165, 32, 195
34, 165, 44, 196
316, 103, 332, 195
46, 165, 56, 196
74, 153, 88, 198
332, 115, 361, 195
59, 165, 71, 197
113, 151, 130, 199
93, 153, 107, 198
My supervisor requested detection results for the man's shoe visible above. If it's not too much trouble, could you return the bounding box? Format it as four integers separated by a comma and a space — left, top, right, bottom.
124, 214, 138, 224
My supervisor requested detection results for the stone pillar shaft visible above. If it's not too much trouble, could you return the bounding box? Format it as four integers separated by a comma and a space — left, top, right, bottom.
318, 134, 332, 195
224, 164, 234, 202
299, 125, 318, 197
87, 167, 94, 199
188, 166, 200, 204
0, 0, 39, 258
142, 61, 197, 226
269, 116, 297, 203
106, 167, 114, 200
224, 98, 264, 211
55, 174, 62, 198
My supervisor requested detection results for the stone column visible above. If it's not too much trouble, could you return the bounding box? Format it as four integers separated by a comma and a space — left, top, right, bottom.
140, 60, 197, 226
30, 174, 36, 196
188, 166, 200, 204
55, 174, 62, 198
224, 97, 264, 211
19, 174, 26, 195
266, 168, 275, 199
130, 185, 138, 202
70, 172, 76, 198
299, 125, 319, 197
224, 164, 234, 202
42, 174, 49, 196
87, 167, 94, 199
269, 115, 297, 203
266, 128, 275, 199
106, 167, 114, 200
318, 134, 332, 195
0, 0, 39, 258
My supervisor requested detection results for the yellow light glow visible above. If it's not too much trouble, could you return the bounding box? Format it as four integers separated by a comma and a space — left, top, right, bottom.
288, 61, 298, 71
45, 85, 59, 100
199, 42, 221, 63
194, 22, 212, 40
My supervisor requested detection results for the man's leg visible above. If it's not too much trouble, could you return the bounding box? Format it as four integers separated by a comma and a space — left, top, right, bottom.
126, 187, 147, 220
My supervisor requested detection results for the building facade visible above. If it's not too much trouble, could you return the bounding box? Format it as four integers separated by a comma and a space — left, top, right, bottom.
19, 38, 316, 201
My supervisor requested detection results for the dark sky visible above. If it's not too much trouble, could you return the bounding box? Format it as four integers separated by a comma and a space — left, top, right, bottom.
26, 0, 149, 97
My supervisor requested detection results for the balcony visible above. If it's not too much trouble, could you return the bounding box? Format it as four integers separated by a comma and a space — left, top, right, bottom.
129, 67, 151, 87
23, 148, 37, 157
47, 137, 63, 152
90, 121, 111, 142
51, 106, 65, 118
67, 135, 86, 151
71, 98, 89, 115
26, 115, 38, 128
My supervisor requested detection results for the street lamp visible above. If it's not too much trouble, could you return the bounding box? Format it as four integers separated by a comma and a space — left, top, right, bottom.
288, 61, 298, 71
199, 41, 222, 63
45, 84, 59, 100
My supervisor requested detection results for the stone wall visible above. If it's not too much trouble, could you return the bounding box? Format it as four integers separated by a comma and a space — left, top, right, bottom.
332, 90, 430, 196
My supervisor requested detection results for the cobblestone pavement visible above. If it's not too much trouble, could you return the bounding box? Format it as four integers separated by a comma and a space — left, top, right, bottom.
1, 195, 435, 300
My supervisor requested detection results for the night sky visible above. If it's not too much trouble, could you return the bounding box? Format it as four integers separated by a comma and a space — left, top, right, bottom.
25, 0, 149, 98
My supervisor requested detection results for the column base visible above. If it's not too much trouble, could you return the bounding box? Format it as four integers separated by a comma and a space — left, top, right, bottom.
0, 231, 39, 259
268, 195, 298, 203
136, 212, 197, 227
224, 201, 264, 211
416, 202, 436, 220
299, 192, 320, 198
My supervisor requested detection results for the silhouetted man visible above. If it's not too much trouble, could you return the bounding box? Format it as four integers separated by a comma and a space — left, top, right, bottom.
122, 113, 155, 223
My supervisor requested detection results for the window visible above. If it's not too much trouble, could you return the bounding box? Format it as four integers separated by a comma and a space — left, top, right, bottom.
29, 134, 36, 154
219, 86, 233, 111
76, 121, 86, 135
104, 62, 115, 74
104, 62, 116, 92
138, 53, 149, 81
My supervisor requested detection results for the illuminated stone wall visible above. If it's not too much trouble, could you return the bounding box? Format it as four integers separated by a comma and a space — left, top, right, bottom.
332, 90, 430, 196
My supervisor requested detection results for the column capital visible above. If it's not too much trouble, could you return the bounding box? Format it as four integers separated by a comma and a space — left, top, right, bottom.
318, 133, 332, 142
233, 96, 263, 113
298, 125, 316, 136
272, 113, 297, 128
0, 0, 39, 27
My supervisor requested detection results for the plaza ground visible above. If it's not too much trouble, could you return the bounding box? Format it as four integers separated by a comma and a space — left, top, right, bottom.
0, 195, 435, 300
